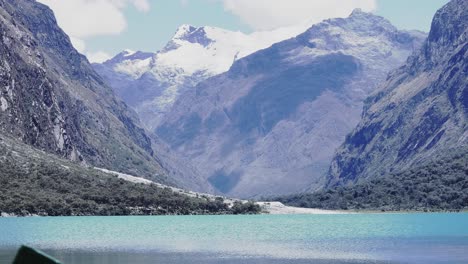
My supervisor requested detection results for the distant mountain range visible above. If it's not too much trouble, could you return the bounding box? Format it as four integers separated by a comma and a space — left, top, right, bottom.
93, 23, 311, 130
1, 0, 465, 213
155, 9, 426, 197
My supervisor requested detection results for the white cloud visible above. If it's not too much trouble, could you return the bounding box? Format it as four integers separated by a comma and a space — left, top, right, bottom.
69, 36, 86, 53
86, 51, 113, 63
222, 0, 377, 30
38, 0, 150, 59
134, 0, 151, 12
180, 0, 189, 8
39, 0, 150, 38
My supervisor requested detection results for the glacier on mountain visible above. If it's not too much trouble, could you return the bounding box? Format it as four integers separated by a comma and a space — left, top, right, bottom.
93, 22, 312, 130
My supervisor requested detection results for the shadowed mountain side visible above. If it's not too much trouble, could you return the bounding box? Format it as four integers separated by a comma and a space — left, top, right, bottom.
156, 10, 426, 197
327, 0, 467, 187
0, 0, 168, 183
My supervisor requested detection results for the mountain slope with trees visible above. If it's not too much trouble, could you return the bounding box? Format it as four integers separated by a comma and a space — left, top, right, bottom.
0, 134, 260, 216
327, 0, 467, 187
279, 150, 468, 211
0, 0, 167, 182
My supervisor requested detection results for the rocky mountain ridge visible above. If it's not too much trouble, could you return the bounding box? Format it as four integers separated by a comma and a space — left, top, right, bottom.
327, 0, 467, 186
0, 0, 168, 182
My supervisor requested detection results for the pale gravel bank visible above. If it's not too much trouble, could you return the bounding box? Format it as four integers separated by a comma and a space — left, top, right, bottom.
257, 202, 348, 215
95, 168, 241, 205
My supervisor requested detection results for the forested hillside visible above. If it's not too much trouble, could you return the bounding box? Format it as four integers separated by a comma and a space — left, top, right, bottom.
0, 135, 260, 216
279, 151, 468, 211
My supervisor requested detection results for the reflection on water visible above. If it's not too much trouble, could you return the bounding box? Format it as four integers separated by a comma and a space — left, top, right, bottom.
0, 214, 467, 264
0, 249, 395, 264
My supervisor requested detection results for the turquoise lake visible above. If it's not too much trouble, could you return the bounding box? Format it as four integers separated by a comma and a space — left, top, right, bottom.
0, 213, 467, 263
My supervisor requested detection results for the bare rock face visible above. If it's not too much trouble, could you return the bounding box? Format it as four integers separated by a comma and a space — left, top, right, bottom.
327, 0, 467, 186
155, 10, 426, 197
0, 0, 168, 182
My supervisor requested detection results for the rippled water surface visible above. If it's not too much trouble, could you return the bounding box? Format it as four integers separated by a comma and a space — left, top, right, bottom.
0, 213, 467, 263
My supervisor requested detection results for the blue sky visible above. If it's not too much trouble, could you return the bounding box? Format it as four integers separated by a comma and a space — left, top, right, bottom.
40, 0, 450, 62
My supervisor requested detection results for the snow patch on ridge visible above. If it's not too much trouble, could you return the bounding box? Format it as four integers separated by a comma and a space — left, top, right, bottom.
122, 49, 136, 57
0, 97, 8, 111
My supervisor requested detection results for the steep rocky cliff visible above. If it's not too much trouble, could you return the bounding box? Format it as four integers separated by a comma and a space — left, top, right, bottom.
0, 0, 167, 182
328, 0, 467, 186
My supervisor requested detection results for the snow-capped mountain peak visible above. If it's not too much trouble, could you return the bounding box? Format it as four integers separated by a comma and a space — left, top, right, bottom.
174, 24, 195, 38
171, 24, 214, 47
154, 22, 316, 77
93, 21, 317, 129
100, 50, 154, 79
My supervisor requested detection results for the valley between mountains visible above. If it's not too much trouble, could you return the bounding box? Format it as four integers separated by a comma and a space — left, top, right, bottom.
0, 0, 467, 216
